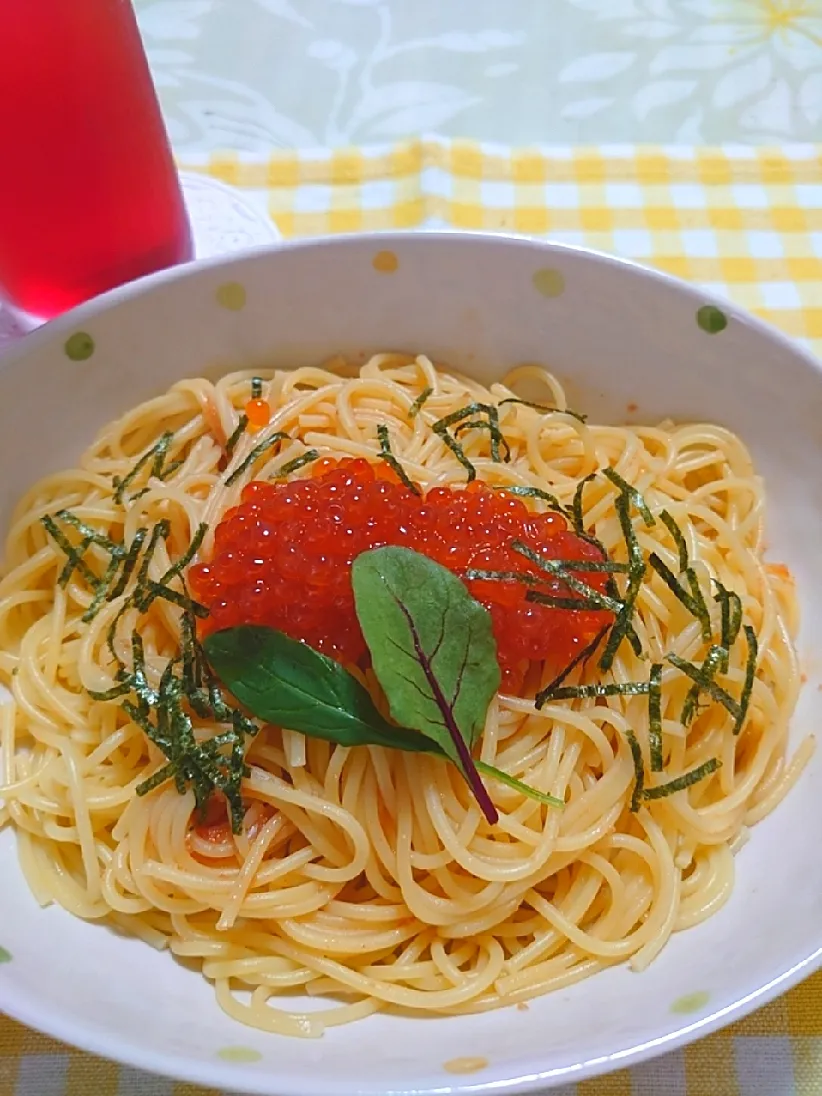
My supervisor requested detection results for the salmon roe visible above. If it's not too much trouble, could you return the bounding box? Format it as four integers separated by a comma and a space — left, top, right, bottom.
244, 398, 271, 430
190, 458, 613, 690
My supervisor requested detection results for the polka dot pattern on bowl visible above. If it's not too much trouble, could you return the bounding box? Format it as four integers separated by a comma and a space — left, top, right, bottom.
216, 282, 247, 311
64, 332, 95, 361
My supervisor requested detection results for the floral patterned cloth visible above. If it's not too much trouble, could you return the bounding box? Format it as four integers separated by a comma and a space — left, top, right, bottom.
135, 0, 822, 152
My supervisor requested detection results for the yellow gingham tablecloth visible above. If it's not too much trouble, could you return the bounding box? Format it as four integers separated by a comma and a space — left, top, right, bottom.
2, 138, 822, 1096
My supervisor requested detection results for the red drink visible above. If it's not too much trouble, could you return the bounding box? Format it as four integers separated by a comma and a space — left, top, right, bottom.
0, 0, 192, 322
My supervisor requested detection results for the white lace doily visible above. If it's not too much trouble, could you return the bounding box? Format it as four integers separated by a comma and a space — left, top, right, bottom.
0, 173, 280, 350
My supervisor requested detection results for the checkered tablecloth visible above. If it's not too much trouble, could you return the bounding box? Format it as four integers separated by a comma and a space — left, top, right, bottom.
2, 138, 822, 1096
190, 138, 822, 358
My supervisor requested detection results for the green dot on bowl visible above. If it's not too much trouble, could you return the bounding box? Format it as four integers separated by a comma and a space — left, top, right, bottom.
216, 282, 247, 312
64, 332, 95, 361
217, 1046, 262, 1063
696, 305, 727, 334
0, 947, 11, 964
532, 268, 565, 299
671, 990, 710, 1014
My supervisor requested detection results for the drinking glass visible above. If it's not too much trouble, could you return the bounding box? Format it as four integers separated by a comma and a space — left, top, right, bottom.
0, 0, 193, 325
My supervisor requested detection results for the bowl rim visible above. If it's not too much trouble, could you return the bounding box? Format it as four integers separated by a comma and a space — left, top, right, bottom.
2, 229, 822, 1096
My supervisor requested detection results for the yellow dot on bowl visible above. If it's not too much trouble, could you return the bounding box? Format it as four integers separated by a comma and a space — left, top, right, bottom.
217, 1046, 262, 1063
64, 332, 95, 361
0, 947, 11, 964
443, 1057, 489, 1075
372, 250, 399, 273
216, 282, 247, 311
532, 268, 565, 298
671, 990, 710, 1014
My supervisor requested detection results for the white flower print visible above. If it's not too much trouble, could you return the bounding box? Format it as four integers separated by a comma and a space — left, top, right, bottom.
137, 1, 214, 91
137, 0, 821, 151
561, 0, 822, 140
137, 0, 527, 152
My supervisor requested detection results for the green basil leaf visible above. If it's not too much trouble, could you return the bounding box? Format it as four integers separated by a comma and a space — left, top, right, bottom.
203, 625, 429, 753
204, 623, 560, 817
351, 545, 501, 823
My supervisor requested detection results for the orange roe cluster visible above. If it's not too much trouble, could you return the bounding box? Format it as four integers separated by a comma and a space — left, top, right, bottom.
190, 458, 613, 690
244, 398, 271, 430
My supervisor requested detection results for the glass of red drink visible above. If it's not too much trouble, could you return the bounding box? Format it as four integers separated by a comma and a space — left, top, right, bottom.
0, 0, 193, 326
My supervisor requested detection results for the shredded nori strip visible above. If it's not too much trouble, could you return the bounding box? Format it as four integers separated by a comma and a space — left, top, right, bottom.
102, 520, 173, 667
434, 426, 477, 481
643, 758, 720, 800
511, 540, 622, 612
86, 518, 260, 833
602, 467, 655, 527
136, 582, 210, 618
135, 520, 171, 592
498, 397, 586, 423
625, 729, 645, 813
76, 510, 263, 833
113, 431, 177, 504
433, 403, 491, 432
109, 528, 148, 601
157, 523, 208, 588
158, 458, 185, 482
714, 580, 743, 662
376, 424, 421, 495
571, 473, 596, 535
685, 568, 713, 642
224, 415, 248, 459
649, 553, 712, 642
666, 653, 741, 721
604, 572, 643, 659
133, 658, 244, 823
493, 484, 569, 515
132, 660, 253, 832
466, 561, 629, 584
659, 510, 689, 573
41, 515, 98, 588
454, 417, 512, 463
461, 405, 510, 463
466, 569, 540, 585
408, 386, 433, 419
87, 679, 133, 703
54, 510, 125, 558
42, 511, 147, 621
734, 625, 758, 735
535, 626, 609, 707
105, 603, 132, 669
225, 431, 291, 486
83, 555, 123, 622
251, 377, 263, 399
131, 634, 159, 709
599, 494, 645, 672
432, 402, 512, 479
526, 591, 616, 612
648, 662, 663, 771
273, 450, 321, 479
58, 535, 95, 588
681, 643, 727, 726
540, 680, 652, 701
649, 552, 689, 602
180, 607, 204, 702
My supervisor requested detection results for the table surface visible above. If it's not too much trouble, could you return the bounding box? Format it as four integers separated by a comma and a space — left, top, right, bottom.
4, 4, 822, 1095
134, 0, 822, 152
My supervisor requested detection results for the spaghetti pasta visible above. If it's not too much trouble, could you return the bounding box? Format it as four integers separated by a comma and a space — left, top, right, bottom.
0, 354, 807, 1037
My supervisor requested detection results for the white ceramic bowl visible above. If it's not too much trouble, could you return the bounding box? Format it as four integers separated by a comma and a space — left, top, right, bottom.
1, 233, 821, 1095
